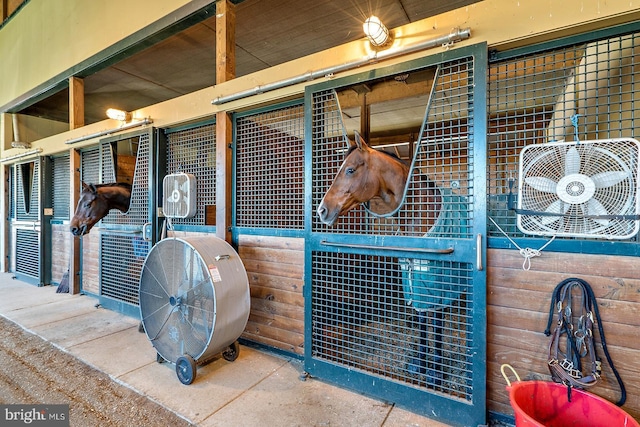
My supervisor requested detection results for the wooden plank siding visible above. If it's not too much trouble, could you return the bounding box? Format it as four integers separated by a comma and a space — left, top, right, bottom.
487, 248, 640, 419
51, 223, 71, 285
238, 235, 304, 355
79, 231, 100, 295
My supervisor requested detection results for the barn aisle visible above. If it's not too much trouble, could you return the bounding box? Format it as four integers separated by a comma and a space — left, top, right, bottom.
0, 273, 452, 427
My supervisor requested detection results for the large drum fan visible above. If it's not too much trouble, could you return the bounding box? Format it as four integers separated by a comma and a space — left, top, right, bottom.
139, 236, 250, 384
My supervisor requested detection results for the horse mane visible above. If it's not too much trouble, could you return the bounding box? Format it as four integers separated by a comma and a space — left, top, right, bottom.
86, 182, 132, 191
345, 145, 408, 166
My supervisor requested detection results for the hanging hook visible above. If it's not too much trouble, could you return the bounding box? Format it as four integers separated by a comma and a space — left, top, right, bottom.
570, 114, 582, 144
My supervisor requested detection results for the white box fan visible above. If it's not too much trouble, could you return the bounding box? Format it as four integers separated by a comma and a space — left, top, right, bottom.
516, 138, 640, 240
163, 172, 197, 219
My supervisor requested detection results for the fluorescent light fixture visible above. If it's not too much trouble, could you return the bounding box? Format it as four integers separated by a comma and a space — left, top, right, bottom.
106, 108, 132, 122
363, 16, 390, 47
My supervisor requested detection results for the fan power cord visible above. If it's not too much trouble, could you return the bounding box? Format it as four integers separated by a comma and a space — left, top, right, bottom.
489, 216, 556, 270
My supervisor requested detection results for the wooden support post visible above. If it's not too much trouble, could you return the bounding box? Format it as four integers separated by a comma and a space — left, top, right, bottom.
216, 0, 236, 84
215, 0, 235, 243
1, 163, 9, 273
69, 77, 85, 130
68, 149, 81, 294
1, 0, 7, 21
360, 93, 370, 142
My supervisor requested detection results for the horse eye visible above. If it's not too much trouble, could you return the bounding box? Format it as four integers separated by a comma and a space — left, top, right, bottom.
345, 167, 356, 175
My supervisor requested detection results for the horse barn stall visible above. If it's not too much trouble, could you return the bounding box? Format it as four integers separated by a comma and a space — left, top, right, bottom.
303, 43, 487, 425
233, 103, 306, 353
9, 157, 51, 285
50, 154, 71, 287
76, 130, 155, 315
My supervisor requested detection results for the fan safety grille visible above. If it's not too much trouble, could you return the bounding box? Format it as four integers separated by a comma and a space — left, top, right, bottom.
163, 173, 197, 219
139, 238, 215, 362
517, 138, 640, 239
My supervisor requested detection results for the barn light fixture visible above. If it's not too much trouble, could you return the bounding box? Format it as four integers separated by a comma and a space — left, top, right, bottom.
363, 16, 390, 47
106, 108, 132, 122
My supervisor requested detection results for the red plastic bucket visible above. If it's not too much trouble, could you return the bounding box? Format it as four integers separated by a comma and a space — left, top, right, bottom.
501, 365, 639, 427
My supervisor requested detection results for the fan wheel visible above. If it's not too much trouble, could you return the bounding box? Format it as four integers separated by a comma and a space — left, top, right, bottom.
222, 341, 240, 362
176, 355, 197, 385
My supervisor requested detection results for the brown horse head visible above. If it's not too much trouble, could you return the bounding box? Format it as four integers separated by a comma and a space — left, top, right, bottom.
317, 132, 410, 226
70, 182, 132, 236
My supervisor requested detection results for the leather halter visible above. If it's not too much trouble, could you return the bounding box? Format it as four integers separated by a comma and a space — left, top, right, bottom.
544, 278, 626, 406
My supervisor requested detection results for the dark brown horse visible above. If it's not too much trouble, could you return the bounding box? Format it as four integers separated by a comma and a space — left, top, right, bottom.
70, 182, 132, 236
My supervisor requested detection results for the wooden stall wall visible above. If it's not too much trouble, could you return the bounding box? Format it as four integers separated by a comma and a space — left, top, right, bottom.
237, 235, 304, 356
80, 232, 100, 295
486, 248, 640, 419
233, 104, 305, 356
50, 224, 70, 285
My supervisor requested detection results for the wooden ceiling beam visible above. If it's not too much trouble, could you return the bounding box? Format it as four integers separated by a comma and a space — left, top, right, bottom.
69, 76, 85, 130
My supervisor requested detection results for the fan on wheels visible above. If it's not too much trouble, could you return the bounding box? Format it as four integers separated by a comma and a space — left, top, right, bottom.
139, 236, 250, 385
517, 138, 640, 239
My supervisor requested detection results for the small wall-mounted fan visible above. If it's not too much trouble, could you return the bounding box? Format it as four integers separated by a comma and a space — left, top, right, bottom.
163, 172, 197, 218
516, 138, 640, 239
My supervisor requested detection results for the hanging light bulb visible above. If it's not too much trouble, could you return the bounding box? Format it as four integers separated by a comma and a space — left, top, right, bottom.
363, 16, 390, 47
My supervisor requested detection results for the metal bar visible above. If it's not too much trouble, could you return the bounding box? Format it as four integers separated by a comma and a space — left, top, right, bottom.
212, 28, 471, 105
65, 118, 153, 145
476, 233, 483, 270
0, 148, 43, 163
320, 239, 454, 254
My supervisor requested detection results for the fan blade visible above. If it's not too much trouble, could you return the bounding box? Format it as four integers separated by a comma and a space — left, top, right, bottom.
525, 176, 557, 193
541, 199, 569, 225
565, 147, 581, 175
585, 198, 610, 226
591, 171, 628, 188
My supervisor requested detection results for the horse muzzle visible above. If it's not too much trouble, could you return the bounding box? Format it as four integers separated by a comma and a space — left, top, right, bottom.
70, 224, 89, 236
317, 203, 339, 226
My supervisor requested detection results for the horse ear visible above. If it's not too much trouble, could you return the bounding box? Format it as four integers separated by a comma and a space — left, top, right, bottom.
81, 182, 92, 193
88, 183, 97, 194
353, 131, 370, 151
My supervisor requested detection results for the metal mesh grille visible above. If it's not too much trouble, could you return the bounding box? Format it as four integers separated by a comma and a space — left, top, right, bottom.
15, 228, 39, 278
81, 147, 100, 184
100, 233, 149, 305
9, 166, 14, 220
14, 161, 39, 221
101, 142, 116, 183
311, 90, 352, 233
52, 155, 70, 220
488, 32, 640, 240
312, 58, 474, 238
102, 133, 150, 225
165, 123, 216, 226
311, 251, 473, 399
139, 239, 215, 363
235, 104, 305, 229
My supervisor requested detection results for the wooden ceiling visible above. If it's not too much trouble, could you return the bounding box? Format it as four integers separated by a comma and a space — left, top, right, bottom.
18, 0, 482, 124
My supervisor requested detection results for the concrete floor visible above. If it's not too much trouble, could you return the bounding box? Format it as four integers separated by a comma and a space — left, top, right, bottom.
0, 273, 452, 427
